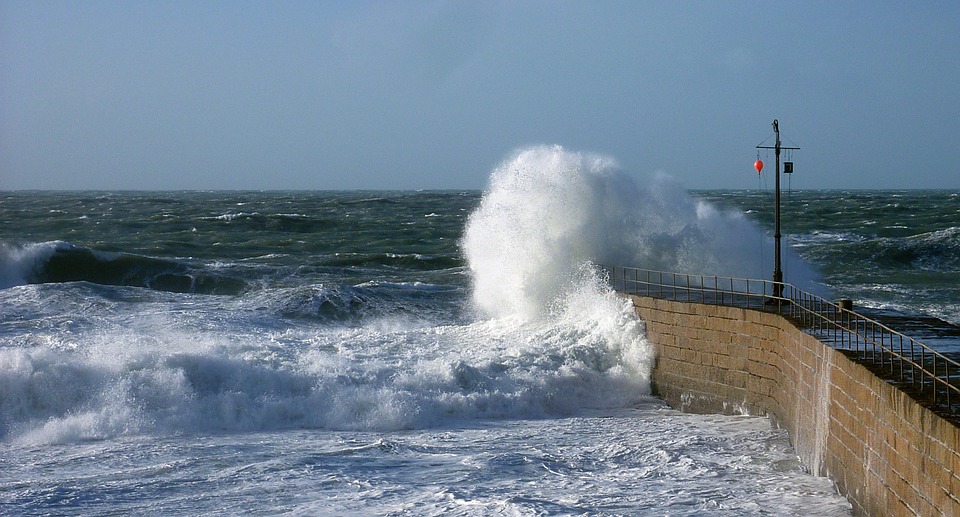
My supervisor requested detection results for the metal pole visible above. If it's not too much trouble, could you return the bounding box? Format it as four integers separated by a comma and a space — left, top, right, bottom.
773, 119, 783, 299
757, 119, 798, 303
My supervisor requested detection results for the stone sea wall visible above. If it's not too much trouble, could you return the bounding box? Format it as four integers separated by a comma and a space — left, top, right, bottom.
630, 295, 960, 516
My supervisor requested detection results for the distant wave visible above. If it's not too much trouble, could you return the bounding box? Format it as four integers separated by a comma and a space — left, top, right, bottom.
201, 212, 337, 233
0, 241, 246, 295
802, 226, 960, 275
875, 226, 960, 272
319, 252, 462, 271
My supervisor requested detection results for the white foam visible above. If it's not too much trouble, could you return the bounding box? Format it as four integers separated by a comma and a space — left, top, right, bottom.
1, 272, 657, 444
462, 146, 630, 319
462, 145, 822, 318
0, 241, 68, 289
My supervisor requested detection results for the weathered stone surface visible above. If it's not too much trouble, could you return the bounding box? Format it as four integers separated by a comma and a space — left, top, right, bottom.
629, 295, 959, 517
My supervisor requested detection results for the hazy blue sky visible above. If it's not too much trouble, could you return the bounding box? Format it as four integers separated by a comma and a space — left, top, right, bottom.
2, 1, 958, 190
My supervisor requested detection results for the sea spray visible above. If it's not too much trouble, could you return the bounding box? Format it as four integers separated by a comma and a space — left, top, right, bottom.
459, 145, 663, 402
457, 144, 827, 415
462, 146, 630, 319
463, 145, 821, 313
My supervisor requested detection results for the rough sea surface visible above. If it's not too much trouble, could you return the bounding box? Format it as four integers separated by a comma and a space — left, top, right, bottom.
7, 147, 954, 515
698, 188, 960, 354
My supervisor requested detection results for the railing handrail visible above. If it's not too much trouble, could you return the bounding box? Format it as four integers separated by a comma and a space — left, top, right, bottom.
601, 264, 960, 417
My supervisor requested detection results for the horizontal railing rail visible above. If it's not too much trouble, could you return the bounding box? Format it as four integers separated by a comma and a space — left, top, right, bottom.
601, 264, 960, 419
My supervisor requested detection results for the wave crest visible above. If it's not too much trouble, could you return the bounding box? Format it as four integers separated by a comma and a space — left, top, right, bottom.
0, 241, 246, 295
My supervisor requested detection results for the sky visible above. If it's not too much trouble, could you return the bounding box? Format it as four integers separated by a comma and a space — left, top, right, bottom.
2, 1, 959, 191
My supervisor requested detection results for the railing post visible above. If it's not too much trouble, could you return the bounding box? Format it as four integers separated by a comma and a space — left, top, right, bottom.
929, 354, 935, 404
898, 334, 904, 382
950, 362, 955, 411
910, 339, 917, 390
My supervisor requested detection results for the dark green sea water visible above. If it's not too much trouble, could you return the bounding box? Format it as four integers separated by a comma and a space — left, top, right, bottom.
2, 189, 957, 338
0, 191, 475, 289
696, 190, 960, 334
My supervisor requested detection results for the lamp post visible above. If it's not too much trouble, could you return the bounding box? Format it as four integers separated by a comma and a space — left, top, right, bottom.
757, 119, 799, 301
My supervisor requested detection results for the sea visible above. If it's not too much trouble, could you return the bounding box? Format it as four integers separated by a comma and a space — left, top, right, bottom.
1, 146, 956, 515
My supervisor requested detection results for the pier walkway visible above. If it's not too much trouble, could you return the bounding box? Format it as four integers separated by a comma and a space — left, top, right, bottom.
601, 265, 960, 425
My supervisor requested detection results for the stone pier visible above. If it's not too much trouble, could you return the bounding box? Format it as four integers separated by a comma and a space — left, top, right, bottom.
630, 295, 960, 516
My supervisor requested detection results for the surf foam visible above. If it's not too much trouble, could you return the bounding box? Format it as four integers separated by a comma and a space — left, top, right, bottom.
462, 145, 820, 319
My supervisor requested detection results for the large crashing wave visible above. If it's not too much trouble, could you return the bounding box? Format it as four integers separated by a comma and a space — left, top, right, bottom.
463, 145, 819, 319
462, 146, 627, 318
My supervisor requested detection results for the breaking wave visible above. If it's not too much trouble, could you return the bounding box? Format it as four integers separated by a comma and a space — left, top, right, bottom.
462, 145, 819, 319
0, 241, 246, 295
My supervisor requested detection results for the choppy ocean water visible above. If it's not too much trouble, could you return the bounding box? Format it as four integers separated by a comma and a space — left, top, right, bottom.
6, 147, 955, 514
698, 189, 960, 354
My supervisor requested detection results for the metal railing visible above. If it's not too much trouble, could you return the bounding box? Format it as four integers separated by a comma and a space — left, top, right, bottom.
601, 265, 960, 419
